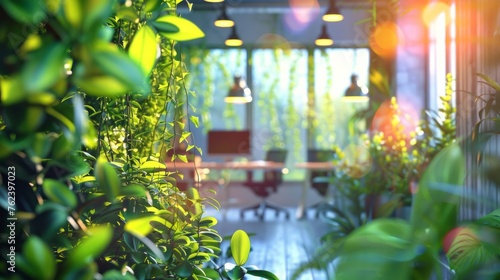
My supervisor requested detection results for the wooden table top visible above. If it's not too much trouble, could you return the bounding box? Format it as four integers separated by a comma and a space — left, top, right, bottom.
166, 160, 285, 171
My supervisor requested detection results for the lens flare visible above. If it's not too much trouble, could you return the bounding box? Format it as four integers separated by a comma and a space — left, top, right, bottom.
422, 1, 451, 27
285, 0, 320, 32
369, 21, 404, 58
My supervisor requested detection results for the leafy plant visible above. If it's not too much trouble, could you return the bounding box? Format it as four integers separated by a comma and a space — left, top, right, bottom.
0, 1, 273, 279
293, 142, 466, 280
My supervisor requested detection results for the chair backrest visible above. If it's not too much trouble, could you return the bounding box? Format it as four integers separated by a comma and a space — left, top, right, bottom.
307, 149, 335, 196
263, 149, 287, 184
265, 149, 288, 163
307, 149, 335, 162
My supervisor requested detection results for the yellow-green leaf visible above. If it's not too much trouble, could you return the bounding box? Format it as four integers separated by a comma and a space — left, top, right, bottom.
62, 0, 82, 29
140, 161, 166, 172
230, 230, 250, 266
76, 74, 130, 97
95, 157, 121, 201
129, 25, 157, 75
91, 47, 150, 95
125, 215, 172, 237
1, 75, 26, 105
155, 15, 205, 41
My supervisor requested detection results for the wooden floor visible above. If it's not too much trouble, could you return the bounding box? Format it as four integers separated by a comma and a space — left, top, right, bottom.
205, 206, 334, 280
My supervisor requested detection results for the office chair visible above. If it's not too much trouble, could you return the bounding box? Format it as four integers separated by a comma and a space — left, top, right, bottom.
307, 149, 336, 218
240, 150, 289, 221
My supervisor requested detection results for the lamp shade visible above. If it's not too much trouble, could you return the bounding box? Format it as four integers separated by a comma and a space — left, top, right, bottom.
225, 76, 252, 103
315, 24, 333, 46
323, 0, 343, 22
225, 26, 243, 47
214, 7, 234, 28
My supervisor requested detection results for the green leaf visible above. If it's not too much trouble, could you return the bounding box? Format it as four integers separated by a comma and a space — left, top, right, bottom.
199, 216, 218, 227
76, 74, 131, 97
128, 25, 157, 75
17, 236, 56, 280
125, 215, 172, 237
150, 20, 180, 33
174, 261, 194, 278
121, 184, 148, 197
0, 134, 32, 159
334, 219, 415, 280
246, 269, 279, 280
30, 205, 69, 241
447, 226, 499, 277
21, 42, 67, 93
477, 73, 500, 91
116, 6, 139, 21
90, 45, 151, 95
95, 157, 121, 201
62, 0, 82, 29
0, 75, 26, 105
102, 270, 136, 280
227, 265, 247, 280
190, 115, 199, 127
144, 0, 161, 12
43, 179, 78, 209
1, 0, 44, 24
155, 15, 205, 41
65, 226, 113, 272
139, 161, 166, 172
410, 142, 465, 243
230, 230, 251, 266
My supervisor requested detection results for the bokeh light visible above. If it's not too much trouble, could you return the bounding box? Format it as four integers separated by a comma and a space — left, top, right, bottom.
285, 0, 319, 32
340, 144, 372, 178
422, 1, 451, 27
369, 21, 404, 58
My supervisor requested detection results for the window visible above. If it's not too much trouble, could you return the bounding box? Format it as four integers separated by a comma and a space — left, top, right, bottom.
184, 46, 370, 181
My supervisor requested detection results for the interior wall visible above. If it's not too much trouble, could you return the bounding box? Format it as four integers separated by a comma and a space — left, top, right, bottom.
455, 0, 500, 220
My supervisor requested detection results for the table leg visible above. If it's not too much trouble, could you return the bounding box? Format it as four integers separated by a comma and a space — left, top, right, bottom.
296, 170, 311, 219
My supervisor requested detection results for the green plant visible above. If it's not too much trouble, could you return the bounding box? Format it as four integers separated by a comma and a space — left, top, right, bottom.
293, 142, 467, 280
0, 1, 275, 279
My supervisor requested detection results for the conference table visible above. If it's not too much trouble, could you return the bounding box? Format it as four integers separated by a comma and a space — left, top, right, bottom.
166, 160, 285, 218
294, 162, 336, 219
166, 160, 335, 220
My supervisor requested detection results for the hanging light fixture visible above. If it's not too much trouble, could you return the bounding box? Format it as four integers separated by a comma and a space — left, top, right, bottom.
323, 0, 343, 22
225, 75, 252, 103
214, 5, 234, 28
204, 0, 224, 3
225, 26, 243, 47
315, 24, 333, 46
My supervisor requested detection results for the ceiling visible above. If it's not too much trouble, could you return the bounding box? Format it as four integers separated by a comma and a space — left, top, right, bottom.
180, 0, 380, 12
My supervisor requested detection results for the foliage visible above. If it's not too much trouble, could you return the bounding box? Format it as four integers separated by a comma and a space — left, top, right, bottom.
293, 142, 467, 280
0, 1, 273, 279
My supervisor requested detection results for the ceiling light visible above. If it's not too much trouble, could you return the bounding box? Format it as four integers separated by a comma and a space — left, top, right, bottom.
323, 0, 344, 22
214, 6, 234, 28
204, 0, 224, 3
225, 26, 243, 47
225, 75, 252, 103
315, 24, 333, 46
